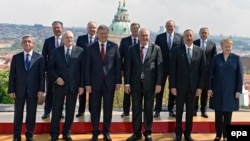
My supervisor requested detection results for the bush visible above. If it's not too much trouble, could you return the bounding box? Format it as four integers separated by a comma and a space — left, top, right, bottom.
0, 70, 14, 104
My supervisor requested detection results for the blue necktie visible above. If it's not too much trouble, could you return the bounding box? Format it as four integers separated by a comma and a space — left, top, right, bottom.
25, 54, 30, 71
168, 34, 172, 49
66, 49, 70, 64
133, 38, 137, 45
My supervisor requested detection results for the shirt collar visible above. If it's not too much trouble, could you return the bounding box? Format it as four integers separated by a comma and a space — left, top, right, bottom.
185, 44, 193, 50
98, 41, 107, 47
200, 39, 208, 42
140, 43, 149, 49
64, 46, 73, 50
131, 36, 138, 40
24, 50, 33, 56
55, 35, 62, 39
166, 32, 174, 37
88, 34, 95, 38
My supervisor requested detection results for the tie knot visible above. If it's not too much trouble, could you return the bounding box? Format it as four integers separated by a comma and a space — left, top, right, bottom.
141, 46, 144, 49
26, 53, 29, 57
101, 44, 104, 47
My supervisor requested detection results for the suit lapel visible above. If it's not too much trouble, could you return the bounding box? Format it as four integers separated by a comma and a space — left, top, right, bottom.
144, 43, 152, 64
104, 42, 111, 62
20, 52, 26, 71
192, 46, 199, 64
29, 52, 38, 69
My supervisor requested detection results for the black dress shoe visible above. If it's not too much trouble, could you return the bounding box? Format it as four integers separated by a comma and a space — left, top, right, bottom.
76, 113, 83, 117
49, 136, 58, 141
90, 134, 98, 141
154, 112, 160, 118
174, 135, 182, 141
126, 134, 142, 141
201, 112, 208, 118
169, 111, 176, 117
184, 135, 194, 141
26, 137, 34, 141
63, 135, 72, 141
12, 138, 21, 141
121, 113, 129, 117
41, 113, 50, 119
193, 112, 197, 116
213, 136, 221, 141
103, 134, 112, 141
145, 135, 152, 141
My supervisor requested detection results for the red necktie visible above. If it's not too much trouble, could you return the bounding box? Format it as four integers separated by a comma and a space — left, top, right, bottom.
140, 46, 144, 62
101, 44, 105, 61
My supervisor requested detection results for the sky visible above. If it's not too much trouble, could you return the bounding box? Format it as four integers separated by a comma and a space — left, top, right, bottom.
1, 0, 250, 37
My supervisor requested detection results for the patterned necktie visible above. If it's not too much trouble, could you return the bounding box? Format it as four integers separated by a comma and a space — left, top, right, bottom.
140, 46, 144, 62
89, 36, 93, 44
101, 44, 105, 61
168, 34, 172, 49
66, 49, 70, 64
25, 54, 30, 71
56, 38, 60, 48
202, 40, 205, 50
187, 48, 192, 64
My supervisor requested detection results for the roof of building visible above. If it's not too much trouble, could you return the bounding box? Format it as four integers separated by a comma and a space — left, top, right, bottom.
109, 0, 131, 35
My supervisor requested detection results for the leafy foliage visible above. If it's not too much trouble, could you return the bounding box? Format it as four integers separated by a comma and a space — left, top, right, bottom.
0, 70, 14, 103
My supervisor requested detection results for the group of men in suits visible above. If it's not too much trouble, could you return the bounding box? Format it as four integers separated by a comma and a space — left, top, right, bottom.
8, 19, 217, 141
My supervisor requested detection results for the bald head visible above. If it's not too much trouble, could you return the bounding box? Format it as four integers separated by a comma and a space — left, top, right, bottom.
62, 31, 74, 47
138, 27, 150, 46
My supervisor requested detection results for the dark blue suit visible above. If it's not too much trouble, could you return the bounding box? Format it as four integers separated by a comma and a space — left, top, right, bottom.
8, 51, 45, 139
193, 39, 217, 113
49, 46, 84, 138
208, 53, 243, 112
76, 34, 97, 115
42, 36, 63, 114
154, 32, 183, 113
169, 45, 205, 136
119, 35, 138, 114
85, 41, 121, 135
208, 53, 243, 138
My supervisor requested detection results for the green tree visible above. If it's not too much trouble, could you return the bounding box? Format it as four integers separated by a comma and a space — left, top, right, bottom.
0, 70, 14, 103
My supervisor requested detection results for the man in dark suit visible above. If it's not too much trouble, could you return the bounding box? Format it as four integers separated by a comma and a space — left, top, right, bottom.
49, 31, 84, 141
119, 22, 140, 117
169, 29, 205, 141
193, 27, 217, 118
8, 35, 45, 141
75, 21, 98, 117
125, 27, 163, 141
154, 20, 183, 118
85, 25, 121, 141
42, 21, 64, 119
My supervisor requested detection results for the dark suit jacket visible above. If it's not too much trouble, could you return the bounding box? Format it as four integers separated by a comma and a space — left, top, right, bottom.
124, 42, 163, 92
169, 44, 205, 94
119, 36, 138, 71
49, 46, 84, 94
155, 32, 183, 75
85, 41, 121, 90
208, 53, 243, 111
76, 34, 97, 50
8, 51, 45, 98
42, 36, 63, 72
193, 39, 217, 70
